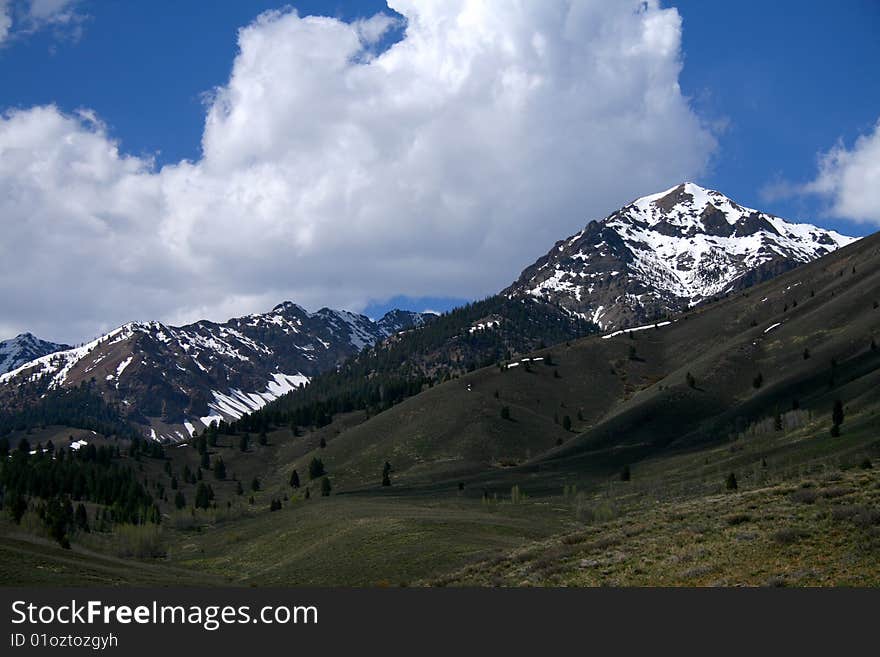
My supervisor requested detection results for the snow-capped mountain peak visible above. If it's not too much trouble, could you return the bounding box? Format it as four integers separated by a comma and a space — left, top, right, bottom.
0, 332, 70, 375
506, 182, 856, 330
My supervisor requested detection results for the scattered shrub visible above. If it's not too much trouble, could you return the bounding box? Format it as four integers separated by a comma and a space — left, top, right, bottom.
852, 507, 880, 528
772, 527, 810, 545
115, 524, 166, 559
789, 489, 817, 505
725, 513, 751, 526
575, 497, 620, 524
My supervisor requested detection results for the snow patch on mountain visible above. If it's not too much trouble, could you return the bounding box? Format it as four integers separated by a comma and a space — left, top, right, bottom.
206, 372, 310, 423
602, 321, 673, 339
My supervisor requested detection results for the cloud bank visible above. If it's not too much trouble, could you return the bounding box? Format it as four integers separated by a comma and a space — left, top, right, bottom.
0, 1, 716, 343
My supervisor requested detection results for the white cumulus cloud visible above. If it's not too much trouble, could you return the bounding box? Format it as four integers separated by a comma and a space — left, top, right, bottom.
801, 118, 880, 225
0, 1, 716, 343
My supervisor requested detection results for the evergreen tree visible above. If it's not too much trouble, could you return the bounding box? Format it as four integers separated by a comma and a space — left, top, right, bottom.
289, 469, 300, 488
620, 464, 631, 481
239, 433, 249, 452
831, 399, 844, 436
725, 472, 738, 490
562, 415, 572, 431
8, 493, 27, 524
75, 503, 89, 533
309, 457, 325, 479
235, 481, 244, 496
213, 457, 226, 480
753, 372, 763, 389
174, 491, 186, 510
500, 406, 511, 420
321, 477, 332, 496
43, 495, 74, 548
382, 461, 392, 487
258, 431, 268, 446
251, 477, 260, 492
195, 482, 214, 510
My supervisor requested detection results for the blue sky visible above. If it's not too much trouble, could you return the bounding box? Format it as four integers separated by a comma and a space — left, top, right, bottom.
673, 0, 880, 237
1, 1, 878, 339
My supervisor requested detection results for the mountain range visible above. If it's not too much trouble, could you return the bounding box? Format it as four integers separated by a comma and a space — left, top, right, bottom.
0, 304, 431, 442
0, 183, 857, 442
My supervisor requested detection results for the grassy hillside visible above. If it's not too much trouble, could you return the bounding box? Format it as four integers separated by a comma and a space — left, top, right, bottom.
434, 463, 880, 586
265, 230, 879, 499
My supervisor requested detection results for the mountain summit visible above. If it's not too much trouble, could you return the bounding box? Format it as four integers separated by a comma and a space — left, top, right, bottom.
0, 333, 70, 375
505, 182, 856, 329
